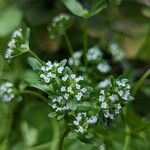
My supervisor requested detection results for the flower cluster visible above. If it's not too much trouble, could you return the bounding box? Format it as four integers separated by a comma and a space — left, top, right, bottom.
48, 13, 71, 38
109, 43, 125, 62
50, 73, 87, 113
68, 46, 111, 74
98, 78, 111, 88
73, 112, 98, 134
97, 62, 111, 73
68, 51, 82, 66
40, 61, 65, 83
0, 82, 15, 102
5, 28, 29, 59
86, 46, 102, 61
98, 78, 133, 120
39, 60, 88, 115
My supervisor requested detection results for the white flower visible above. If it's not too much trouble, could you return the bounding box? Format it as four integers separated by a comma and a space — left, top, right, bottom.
61, 86, 66, 92
98, 79, 111, 88
75, 84, 81, 90
75, 92, 83, 101
71, 74, 76, 79
109, 43, 125, 62
99, 95, 105, 102
62, 75, 68, 81
87, 46, 102, 61
5, 28, 29, 59
67, 86, 72, 92
69, 51, 82, 66
100, 90, 105, 95
80, 88, 87, 93
64, 93, 69, 100
0, 82, 15, 102
101, 102, 108, 109
97, 62, 111, 73
57, 66, 64, 73
53, 13, 70, 24
109, 94, 118, 101
88, 116, 98, 124
75, 76, 83, 82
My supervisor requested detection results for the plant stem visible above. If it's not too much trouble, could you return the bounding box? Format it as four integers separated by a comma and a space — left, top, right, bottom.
50, 120, 60, 150
59, 126, 70, 150
22, 90, 48, 104
123, 107, 131, 150
0, 55, 4, 78
132, 69, 150, 96
64, 33, 74, 57
28, 49, 44, 65
83, 19, 88, 72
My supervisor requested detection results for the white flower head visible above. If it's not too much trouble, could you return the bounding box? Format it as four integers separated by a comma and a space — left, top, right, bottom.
0, 82, 15, 102
87, 46, 102, 61
5, 28, 29, 60
97, 62, 111, 73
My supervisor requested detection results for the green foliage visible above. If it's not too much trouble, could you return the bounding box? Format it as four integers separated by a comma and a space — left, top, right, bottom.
0, 7, 22, 37
0, 0, 149, 150
61, 0, 107, 18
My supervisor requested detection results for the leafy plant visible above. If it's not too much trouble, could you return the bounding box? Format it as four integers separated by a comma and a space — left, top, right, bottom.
0, 0, 150, 150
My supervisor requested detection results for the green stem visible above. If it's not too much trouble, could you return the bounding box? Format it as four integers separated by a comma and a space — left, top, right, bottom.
132, 69, 150, 96
28, 49, 44, 65
64, 33, 74, 57
50, 120, 60, 150
59, 126, 70, 150
22, 90, 48, 103
123, 107, 131, 150
0, 55, 4, 78
83, 19, 88, 72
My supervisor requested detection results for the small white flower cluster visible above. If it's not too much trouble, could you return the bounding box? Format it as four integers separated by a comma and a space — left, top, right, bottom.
109, 43, 125, 62
97, 62, 111, 73
116, 78, 131, 101
98, 78, 132, 120
87, 46, 102, 61
5, 28, 29, 59
69, 51, 82, 66
73, 112, 98, 134
49, 13, 70, 39
51, 73, 87, 112
40, 61, 64, 83
98, 78, 111, 88
52, 13, 70, 26
0, 82, 15, 102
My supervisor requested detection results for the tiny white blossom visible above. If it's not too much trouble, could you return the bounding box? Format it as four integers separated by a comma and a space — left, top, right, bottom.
88, 116, 98, 124
0, 82, 15, 102
101, 102, 108, 109
64, 93, 69, 100
75, 92, 83, 101
57, 67, 64, 73
62, 74, 68, 81
98, 79, 111, 88
87, 46, 102, 61
61, 86, 66, 92
97, 62, 111, 73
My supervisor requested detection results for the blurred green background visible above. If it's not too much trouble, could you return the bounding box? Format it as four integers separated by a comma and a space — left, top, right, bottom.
0, 0, 150, 150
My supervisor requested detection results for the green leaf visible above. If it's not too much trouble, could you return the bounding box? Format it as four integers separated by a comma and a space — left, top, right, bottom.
0, 7, 22, 37
68, 131, 77, 140
61, 0, 107, 18
60, 59, 67, 67
61, 0, 87, 18
48, 112, 57, 118
27, 57, 42, 70
24, 71, 51, 94
89, 1, 107, 18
